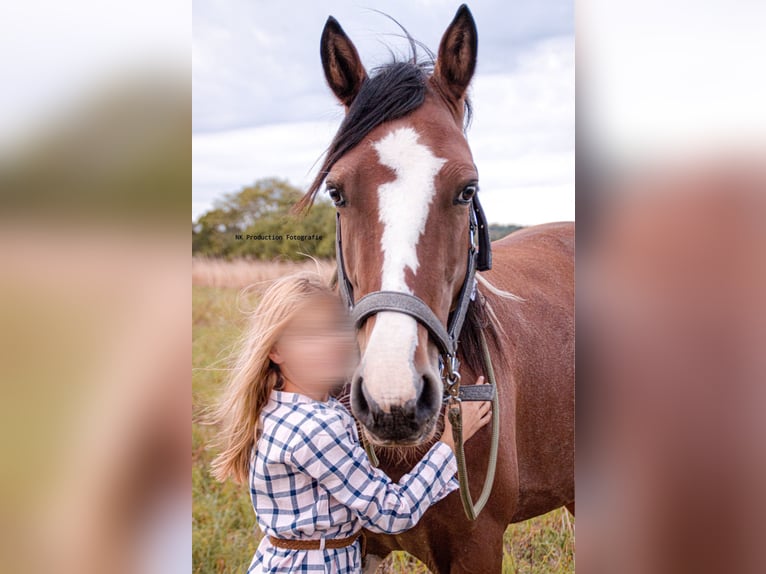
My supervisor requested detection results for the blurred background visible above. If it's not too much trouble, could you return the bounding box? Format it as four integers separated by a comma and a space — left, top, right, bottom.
578, 1, 766, 573
1, 0, 764, 572
192, 1, 575, 572
0, 0, 190, 573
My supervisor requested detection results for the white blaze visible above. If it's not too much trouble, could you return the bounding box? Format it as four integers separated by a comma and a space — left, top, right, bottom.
360, 127, 446, 410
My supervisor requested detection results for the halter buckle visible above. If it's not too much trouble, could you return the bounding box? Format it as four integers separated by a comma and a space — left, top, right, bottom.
441, 353, 462, 401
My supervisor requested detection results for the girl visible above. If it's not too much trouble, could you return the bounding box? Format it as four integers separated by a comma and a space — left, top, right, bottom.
209, 272, 491, 573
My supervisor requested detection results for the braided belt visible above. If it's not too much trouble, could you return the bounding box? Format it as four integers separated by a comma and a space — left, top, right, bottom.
268, 530, 365, 552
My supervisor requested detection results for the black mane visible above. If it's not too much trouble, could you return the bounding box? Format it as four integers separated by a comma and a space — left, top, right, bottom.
305, 23, 499, 464
293, 50, 472, 215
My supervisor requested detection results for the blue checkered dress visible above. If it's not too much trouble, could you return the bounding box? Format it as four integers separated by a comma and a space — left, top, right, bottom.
246, 389, 459, 573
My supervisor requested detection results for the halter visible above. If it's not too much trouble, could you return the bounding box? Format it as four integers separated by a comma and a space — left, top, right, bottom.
335, 194, 492, 385
335, 195, 500, 520
334, 194, 500, 521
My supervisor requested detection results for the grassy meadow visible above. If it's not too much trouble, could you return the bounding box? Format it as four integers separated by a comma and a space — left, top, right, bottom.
192, 258, 574, 573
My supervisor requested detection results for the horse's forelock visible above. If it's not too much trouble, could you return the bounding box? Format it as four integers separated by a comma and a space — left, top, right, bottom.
293, 55, 472, 216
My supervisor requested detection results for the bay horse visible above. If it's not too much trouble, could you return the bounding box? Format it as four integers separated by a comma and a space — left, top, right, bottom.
291, 5, 574, 572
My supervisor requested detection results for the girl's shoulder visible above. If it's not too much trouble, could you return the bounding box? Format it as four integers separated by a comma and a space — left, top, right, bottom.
328, 398, 357, 428
295, 400, 347, 438
264, 393, 348, 444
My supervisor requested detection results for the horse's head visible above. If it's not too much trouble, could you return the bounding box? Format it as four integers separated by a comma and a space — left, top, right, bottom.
297, 6, 480, 445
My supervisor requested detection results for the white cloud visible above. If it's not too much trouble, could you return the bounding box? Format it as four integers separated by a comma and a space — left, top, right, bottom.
192, 0, 573, 132
0, 0, 189, 153
192, 120, 340, 220
193, 34, 574, 226
582, 0, 766, 164
468, 35, 575, 224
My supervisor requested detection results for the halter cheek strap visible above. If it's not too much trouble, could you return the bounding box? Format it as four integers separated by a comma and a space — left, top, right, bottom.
335, 209, 355, 311
334, 194, 498, 520
473, 194, 492, 272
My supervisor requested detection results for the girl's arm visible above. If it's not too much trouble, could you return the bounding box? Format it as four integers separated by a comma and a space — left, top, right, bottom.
289, 412, 458, 535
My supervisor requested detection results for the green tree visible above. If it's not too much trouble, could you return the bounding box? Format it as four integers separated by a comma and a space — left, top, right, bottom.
193, 178, 335, 260
489, 223, 524, 241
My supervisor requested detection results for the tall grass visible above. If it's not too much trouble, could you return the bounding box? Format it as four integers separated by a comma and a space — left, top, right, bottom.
192, 260, 574, 573
192, 256, 335, 289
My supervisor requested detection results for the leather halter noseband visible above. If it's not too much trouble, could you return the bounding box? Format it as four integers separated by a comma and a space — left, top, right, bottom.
334, 194, 492, 392
335, 194, 501, 521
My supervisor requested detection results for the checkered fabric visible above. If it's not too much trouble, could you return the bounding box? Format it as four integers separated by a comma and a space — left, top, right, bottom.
246, 389, 459, 573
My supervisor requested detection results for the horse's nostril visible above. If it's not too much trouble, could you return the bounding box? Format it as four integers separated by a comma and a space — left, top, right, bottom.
350, 375, 371, 422
418, 373, 440, 414
356, 377, 366, 406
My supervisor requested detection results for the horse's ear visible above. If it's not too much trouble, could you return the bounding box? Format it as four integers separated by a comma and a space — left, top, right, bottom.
320, 16, 367, 107
434, 4, 478, 103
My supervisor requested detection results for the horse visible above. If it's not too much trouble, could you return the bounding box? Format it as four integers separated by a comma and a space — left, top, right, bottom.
291, 5, 574, 572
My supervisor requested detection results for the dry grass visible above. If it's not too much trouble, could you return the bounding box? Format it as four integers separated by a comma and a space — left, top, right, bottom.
192, 260, 574, 573
192, 256, 336, 289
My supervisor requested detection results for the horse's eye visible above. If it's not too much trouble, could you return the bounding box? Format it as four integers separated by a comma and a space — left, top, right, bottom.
327, 186, 346, 207
458, 184, 478, 204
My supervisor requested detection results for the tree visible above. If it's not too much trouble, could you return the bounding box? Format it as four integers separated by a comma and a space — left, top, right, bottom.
489, 223, 524, 241
192, 178, 335, 260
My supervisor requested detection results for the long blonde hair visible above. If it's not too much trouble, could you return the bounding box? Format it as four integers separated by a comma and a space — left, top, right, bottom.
208, 271, 338, 485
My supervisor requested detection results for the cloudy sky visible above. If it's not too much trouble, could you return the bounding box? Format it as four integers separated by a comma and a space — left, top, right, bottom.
193, 0, 574, 225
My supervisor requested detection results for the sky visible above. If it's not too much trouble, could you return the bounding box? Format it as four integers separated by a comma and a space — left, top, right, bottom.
193, 0, 574, 226
0, 0, 188, 154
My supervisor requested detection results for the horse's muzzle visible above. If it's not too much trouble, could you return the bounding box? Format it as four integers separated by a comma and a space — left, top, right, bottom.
350, 372, 442, 444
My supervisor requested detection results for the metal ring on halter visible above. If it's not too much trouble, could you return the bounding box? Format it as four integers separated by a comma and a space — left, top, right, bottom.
333, 191, 496, 520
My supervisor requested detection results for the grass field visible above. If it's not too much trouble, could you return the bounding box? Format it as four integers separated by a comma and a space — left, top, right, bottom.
192, 259, 574, 573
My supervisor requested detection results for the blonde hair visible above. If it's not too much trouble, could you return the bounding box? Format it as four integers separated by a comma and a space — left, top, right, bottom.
207, 271, 338, 485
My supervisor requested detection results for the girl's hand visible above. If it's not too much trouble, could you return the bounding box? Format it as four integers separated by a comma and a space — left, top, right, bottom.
440, 376, 492, 452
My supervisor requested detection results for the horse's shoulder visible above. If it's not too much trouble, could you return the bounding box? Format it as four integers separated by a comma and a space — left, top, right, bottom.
494, 221, 574, 256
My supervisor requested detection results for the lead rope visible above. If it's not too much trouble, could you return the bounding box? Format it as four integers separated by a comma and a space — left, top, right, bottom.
359, 422, 379, 467
448, 328, 501, 520
357, 327, 500, 520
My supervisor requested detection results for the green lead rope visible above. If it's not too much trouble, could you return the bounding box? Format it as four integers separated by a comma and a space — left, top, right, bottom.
360, 327, 500, 520
448, 328, 501, 520
361, 424, 379, 467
